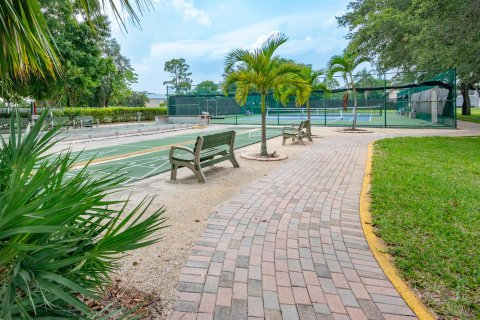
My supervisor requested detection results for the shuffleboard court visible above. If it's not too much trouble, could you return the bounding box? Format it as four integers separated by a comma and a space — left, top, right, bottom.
64, 127, 282, 183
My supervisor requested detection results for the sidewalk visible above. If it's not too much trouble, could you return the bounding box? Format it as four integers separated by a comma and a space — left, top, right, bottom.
170, 130, 421, 320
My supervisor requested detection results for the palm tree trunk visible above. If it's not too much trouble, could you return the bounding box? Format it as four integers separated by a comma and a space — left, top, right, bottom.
260, 94, 268, 156
350, 74, 358, 130
306, 100, 312, 136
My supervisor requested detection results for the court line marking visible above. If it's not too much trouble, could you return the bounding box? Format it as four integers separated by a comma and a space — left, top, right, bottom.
71, 128, 262, 170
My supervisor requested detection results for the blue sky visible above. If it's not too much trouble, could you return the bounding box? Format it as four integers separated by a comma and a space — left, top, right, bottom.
111, 0, 351, 94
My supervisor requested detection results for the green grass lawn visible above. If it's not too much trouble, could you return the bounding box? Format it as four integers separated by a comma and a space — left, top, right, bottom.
371, 137, 480, 318
457, 107, 480, 124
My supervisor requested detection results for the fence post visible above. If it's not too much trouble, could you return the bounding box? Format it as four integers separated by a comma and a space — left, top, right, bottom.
384, 73, 387, 127
453, 68, 457, 128
324, 92, 327, 126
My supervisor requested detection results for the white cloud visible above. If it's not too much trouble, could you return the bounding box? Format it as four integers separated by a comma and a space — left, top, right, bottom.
249, 31, 280, 49
130, 11, 349, 92
155, 0, 210, 25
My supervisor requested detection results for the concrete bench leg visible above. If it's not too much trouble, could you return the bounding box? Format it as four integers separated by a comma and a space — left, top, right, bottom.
298, 135, 305, 145
230, 155, 240, 168
171, 164, 178, 180
193, 164, 206, 183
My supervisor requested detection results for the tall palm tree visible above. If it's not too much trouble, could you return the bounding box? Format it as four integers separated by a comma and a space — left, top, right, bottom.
0, 0, 150, 82
224, 33, 311, 157
281, 65, 327, 136
354, 68, 376, 107
328, 50, 368, 130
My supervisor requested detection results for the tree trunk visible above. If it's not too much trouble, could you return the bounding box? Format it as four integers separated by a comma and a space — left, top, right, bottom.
460, 83, 471, 115
342, 91, 348, 111
351, 74, 358, 130
260, 94, 268, 157
306, 100, 312, 136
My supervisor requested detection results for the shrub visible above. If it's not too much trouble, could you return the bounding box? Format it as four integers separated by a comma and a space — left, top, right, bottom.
52, 107, 168, 123
0, 113, 168, 318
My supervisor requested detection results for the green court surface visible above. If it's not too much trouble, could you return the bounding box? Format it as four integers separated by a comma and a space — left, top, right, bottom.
209, 110, 454, 128
66, 127, 282, 184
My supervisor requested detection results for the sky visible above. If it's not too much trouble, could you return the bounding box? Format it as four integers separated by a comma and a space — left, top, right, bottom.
110, 0, 351, 94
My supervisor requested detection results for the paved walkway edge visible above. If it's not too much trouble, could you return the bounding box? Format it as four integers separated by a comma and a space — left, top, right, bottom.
360, 143, 436, 320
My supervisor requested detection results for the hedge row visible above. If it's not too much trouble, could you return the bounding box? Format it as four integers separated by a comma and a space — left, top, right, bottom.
51, 107, 168, 123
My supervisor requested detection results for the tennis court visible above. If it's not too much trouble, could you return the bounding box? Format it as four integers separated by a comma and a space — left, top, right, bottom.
66, 127, 282, 184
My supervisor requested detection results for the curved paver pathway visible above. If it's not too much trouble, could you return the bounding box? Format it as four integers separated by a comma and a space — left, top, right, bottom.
170, 126, 479, 320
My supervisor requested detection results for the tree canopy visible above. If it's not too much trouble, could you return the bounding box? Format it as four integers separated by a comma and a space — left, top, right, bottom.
163, 58, 193, 95
0, 0, 149, 83
338, 0, 480, 113
2, 0, 139, 108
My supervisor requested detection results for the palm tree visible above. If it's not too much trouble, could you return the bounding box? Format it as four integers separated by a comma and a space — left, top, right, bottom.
223, 33, 311, 157
281, 65, 326, 136
354, 68, 376, 107
0, 0, 150, 82
328, 50, 368, 130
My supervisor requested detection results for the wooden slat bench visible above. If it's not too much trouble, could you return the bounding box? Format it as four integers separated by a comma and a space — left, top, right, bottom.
282, 120, 313, 145
46, 117, 74, 131
169, 130, 240, 183
0, 118, 31, 131
75, 116, 99, 129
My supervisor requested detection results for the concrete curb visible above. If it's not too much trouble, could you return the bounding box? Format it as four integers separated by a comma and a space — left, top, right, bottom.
360, 142, 436, 320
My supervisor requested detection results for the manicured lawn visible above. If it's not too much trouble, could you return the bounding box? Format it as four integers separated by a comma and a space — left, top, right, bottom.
371, 137, 480, 318
457, 107, 480, 124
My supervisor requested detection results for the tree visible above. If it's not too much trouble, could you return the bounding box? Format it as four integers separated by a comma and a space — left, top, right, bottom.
5, 0, 139, 108
224, 33, 311, 157
94, 39, 138, 107
193, 80, 220, 95
281, 64, 326, 136
354, 68, 376, 107
114, 91, 149, 107
338, 0, 480, 115
328, 50, 368, 130
0, 0, 150, 83
163, 58, 193, 94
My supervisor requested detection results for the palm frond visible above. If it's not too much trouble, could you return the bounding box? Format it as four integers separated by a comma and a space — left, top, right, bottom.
261, 33, 288, 61
224, 49, 254, 73
0, 0, 59, 82
1, 0, 151, 83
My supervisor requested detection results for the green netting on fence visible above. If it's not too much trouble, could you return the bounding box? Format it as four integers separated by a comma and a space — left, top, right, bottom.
167, 69, 456, 128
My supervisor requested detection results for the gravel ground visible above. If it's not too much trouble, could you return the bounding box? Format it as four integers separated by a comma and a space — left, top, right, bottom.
110, 133, 312, 319
51, 124, 316, 319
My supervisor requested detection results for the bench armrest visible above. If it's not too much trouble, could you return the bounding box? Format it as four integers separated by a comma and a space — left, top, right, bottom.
169, 145, 195, 159
282, 125, 295, 134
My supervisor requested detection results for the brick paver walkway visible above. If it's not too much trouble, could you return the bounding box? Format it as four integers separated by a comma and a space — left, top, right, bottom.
170, 134, 418, 320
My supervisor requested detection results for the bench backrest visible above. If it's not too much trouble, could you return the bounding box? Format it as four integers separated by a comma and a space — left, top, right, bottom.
75, 116, 94, 121
194, 130, 236, 153
47, 117, 71, 124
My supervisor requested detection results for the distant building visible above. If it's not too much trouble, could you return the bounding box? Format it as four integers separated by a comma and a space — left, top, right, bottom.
456, 90, 479, 107
146, 93, 167, 107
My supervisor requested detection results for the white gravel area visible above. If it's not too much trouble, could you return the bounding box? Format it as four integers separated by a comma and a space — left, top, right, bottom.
110, 131, 312, 319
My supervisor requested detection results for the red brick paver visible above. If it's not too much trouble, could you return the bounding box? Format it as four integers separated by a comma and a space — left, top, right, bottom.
171, 134, 418, 319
